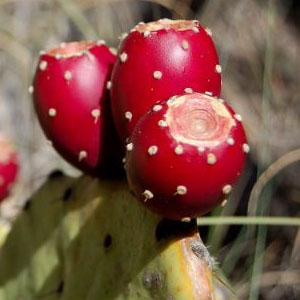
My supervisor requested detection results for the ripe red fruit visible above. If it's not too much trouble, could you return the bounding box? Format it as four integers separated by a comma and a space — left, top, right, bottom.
125, 93, 248, 220
111, 19, 222, 144
0, 134, 18, 202
33, 41, 123, 177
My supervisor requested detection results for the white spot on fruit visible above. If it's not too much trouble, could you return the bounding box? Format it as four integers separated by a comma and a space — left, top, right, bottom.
176, 185, 187, 195
126, 143, 133, 151
153, 104, 163, 112
148, 145, 158, 155
174, 145, 184, 155
28, 85, 34, 94
184, 88, 193, 93
207, 153, 217, 165
109, 47, 117, 55
119, 32, 128, 41
83, 50, 95, 61
143, 190, 153, 202
221, 199, 228, 207
97, 40, 106, 45
91, 109, 101, 123
143, 30, 150, 37
106, 81, 112, 90
48, 108, 56, 117
55, 54, 62, 59
243, 143, 250, 153
222, 184, 232, 194
153, 71, 162, 80
216, 64, 222, 74
182, 40, 189, 50
192, 26, 199, 33
234, 114, 242, 122
181, 217, 191, 222
197, 146, 205, 153
167, 96, 176, 106
39, 60, 47, 71
205, 91, 213, 96
64, 70, 72, 81
158, 120, 168, 127
227, 138, 235, 145
205, 27, 212, 36
125, 111, 132, 121
122, 157, 126, 164
119, 52, 128, 63
78, 150, 87, 161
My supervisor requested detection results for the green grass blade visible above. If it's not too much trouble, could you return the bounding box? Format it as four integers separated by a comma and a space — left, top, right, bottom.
56, 0, 98, 40
197, 216, 300, 227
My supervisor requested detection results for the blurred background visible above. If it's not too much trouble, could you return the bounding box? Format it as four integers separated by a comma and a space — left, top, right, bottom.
0, 0, 299, 299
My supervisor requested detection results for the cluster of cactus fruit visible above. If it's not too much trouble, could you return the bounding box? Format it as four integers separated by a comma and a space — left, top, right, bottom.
32, 18, 248, 221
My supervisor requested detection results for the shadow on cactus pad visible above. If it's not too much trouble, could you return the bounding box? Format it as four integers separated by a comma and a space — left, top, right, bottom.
0, 174, 214, 300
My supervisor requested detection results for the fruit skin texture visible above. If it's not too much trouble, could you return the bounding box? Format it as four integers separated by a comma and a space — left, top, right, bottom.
0, 134, 18, 202
126, 93, 248, 220
33, 41, 123, 177
111, 19, 222, 144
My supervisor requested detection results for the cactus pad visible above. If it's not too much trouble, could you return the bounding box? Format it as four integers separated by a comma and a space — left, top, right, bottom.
0, 174, 214, 299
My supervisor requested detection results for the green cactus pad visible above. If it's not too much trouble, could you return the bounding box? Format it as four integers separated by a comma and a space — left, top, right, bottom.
0, 174, 214, 300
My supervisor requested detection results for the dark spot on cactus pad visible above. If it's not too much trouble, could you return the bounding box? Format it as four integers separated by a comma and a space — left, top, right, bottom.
152, 271, 164, 289
191, 240, 206, 258
191, 240, 214, 270
103, 234, 112, 249
63, 187, 72, 202
155, 218, 197, 242
142, 270, 164, 290
23, 199, 31, 211
48, 169, 64, 180
142, 271, 152, 289
56, 280, 64, 294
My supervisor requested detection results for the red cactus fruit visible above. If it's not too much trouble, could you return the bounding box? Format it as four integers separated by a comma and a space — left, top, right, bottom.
111, 19, 222, 144
33, 41, 123, 177
125, 93, 249, 220
0, 134, 18, 202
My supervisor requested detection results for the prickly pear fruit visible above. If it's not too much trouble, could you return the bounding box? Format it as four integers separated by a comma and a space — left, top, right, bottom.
0, 133, 18, 202
125, 93, 248, 220
111, 19, 222, 143
0, 174, 215, 300
33, 41, 123, 177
